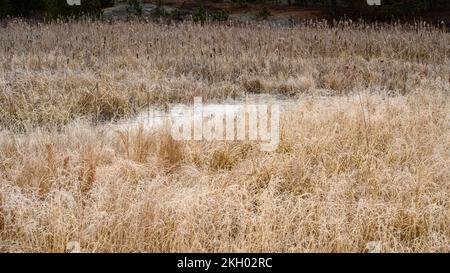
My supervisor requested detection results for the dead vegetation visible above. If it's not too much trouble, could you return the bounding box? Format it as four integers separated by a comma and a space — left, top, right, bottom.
1, 20, 448, 129
0, 20, 449, 252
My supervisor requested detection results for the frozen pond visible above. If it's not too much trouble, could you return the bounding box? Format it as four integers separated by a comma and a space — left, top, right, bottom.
118, 94, 293, 132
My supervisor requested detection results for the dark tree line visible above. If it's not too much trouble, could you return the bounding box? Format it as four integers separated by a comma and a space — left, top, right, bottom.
1, 0, 449, 19
251, 0, 449, 17
246, 0, 446, 12
0, 0, 114, 19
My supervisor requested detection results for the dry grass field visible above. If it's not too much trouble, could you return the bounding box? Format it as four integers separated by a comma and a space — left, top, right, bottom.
0, 20, 449, 252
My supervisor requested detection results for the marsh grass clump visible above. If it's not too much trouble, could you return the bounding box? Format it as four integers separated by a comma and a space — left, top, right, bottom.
156, 129, 184, 169
78, 144, 100, 195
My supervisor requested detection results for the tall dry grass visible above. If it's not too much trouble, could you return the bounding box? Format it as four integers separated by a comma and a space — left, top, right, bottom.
0, 20, 449, 129
0, 20, 449, 252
